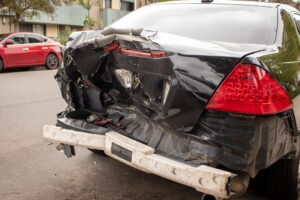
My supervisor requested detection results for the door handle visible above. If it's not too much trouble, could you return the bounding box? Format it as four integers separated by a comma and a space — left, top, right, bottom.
42, 47, 48, 50
23, 48, 29, 51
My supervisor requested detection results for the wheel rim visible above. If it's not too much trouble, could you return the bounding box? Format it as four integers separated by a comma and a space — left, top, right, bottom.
47, 54, 58, 69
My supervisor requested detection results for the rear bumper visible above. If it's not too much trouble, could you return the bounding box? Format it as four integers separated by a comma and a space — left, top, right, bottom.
43, 125, 233, 199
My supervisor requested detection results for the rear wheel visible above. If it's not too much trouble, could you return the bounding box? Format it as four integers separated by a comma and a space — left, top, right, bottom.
45, 53, 59, 69
0, 58, 4, 72
265, 158, 299, 200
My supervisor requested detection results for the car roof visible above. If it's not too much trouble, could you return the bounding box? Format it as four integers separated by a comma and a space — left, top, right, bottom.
154, 0, 283, 8
2, 32, 49, 38
9, 32, 43, 35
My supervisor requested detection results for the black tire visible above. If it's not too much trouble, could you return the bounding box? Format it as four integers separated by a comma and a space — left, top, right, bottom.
88, 148, 107, 156
265, 158, 299, 200
45, 53, 59, 69
0, 58, 4, 72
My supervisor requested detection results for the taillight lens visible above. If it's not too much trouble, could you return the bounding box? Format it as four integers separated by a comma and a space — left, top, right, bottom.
117, 47, 166, 58
104, 41, 119, 52
205, 63, 293, 115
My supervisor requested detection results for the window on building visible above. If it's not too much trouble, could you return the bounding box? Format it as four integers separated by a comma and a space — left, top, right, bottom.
19, 23, 33, 32
121, 1, 134, 11
0, 34, 8, 42
27, 34, 47, 43
32, 24, 46, 36
7, 34, 26, 44
105, 0, 112, 8
59, 25, 66, 36
19, 23, 46, 36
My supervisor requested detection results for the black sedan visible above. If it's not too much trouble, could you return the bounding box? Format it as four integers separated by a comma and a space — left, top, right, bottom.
45, 1, 300, 199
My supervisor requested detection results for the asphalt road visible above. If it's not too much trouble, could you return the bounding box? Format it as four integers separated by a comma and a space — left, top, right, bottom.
0, 68, 293, 200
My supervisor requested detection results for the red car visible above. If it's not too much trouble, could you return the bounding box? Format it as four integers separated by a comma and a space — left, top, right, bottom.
0, 32, 62, 72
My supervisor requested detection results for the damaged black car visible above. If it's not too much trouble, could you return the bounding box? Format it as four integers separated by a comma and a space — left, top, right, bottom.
43, 1, 300, 199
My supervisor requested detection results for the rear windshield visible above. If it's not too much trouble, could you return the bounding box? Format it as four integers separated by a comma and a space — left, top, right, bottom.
111, 4, 277, 45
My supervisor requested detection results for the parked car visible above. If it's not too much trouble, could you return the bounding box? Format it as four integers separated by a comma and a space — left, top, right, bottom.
0, 32, 62, 72
43, 1, 300, 200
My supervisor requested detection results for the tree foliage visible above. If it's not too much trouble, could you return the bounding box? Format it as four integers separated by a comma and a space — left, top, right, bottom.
271, 0, 300, 9
83, 15, 102, 30
59, 26, 76, 45
77, 0, 103, 30
0, 0, 64, 31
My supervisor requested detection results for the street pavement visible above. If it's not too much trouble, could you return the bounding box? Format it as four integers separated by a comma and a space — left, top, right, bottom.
0, 68, 288, 200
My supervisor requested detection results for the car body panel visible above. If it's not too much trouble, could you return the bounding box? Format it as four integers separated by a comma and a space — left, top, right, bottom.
245, 8, 300, 130
25, 42, 45, 65
66, 30, 102, 48
2, 43, 29, 67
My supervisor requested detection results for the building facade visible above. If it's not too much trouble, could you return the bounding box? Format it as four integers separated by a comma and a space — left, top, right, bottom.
92, 0, 135, 28
0, 0, 140, 39
0, 3, 88, 39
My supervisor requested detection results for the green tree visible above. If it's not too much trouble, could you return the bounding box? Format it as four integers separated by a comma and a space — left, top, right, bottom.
270, 0, 300, 10
78, 0, 103, 30
0, 0, 63, 32
59, 26, 76, 45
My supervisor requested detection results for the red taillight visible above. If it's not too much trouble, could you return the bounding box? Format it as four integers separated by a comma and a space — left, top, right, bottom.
205, 63, 293, 115
117, 47, 166, 58
104, 41, 119, 52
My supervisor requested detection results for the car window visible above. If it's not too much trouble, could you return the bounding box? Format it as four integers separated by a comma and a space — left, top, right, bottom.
7, 34, 26, 44
112, 4, 277, 45
28, 34, 47, 43
0, 34, 8, 41
42, 37, 48, 42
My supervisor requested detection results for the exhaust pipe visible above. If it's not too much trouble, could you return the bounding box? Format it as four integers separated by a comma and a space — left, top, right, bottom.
201, 194, 223, 200
201, 173, 250, 200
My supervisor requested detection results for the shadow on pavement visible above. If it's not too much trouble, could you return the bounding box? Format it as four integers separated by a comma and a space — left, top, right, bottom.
1, 66, 51, 73
57, 150, 270, 200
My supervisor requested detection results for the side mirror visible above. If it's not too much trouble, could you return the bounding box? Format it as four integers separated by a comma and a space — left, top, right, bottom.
5, 40, 14, 46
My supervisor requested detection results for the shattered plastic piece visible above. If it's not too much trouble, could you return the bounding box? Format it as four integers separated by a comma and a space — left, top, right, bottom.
114, 69, 133, 88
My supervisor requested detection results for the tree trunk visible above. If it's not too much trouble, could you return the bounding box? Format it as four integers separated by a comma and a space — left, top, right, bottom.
14, 14, 20, 32
9, 9, 12, 32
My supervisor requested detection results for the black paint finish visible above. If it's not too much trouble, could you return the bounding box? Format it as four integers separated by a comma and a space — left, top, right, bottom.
54, 1, 300, 177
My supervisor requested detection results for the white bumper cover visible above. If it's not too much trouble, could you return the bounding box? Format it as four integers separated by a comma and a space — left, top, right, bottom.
43, 125, 232, 198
